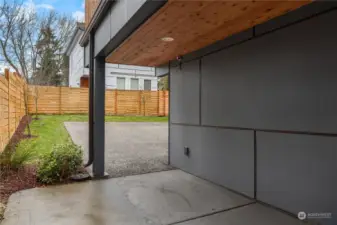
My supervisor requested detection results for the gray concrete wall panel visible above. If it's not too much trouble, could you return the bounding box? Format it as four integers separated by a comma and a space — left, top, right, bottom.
109, 0, 127, 44
170, 124, 255, 197
256, 131, 337, 225
126, 0, 146, 20
170, 60, 200, 125
95, 9, 111, 56
84, 43, 90, 67
167, 5, 337, 224
255, 2, 337, 35
201, 10, 337, 134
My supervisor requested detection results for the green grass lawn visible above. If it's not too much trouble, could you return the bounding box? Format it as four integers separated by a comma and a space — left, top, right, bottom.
16, 115, 168, 157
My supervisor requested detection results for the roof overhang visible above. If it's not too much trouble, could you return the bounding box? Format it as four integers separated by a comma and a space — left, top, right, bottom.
80, 0, 113, 47
65, 27, 84, 56
105, 0, 312, 67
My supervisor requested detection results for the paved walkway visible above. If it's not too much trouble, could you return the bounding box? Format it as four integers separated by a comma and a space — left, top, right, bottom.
64, 122, 172, 177
2, 170, 305, 225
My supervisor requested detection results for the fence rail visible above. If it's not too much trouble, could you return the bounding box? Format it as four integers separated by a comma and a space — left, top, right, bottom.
0, 69, 169, 152
0, 70, 26, 152
27, 86, 169, 116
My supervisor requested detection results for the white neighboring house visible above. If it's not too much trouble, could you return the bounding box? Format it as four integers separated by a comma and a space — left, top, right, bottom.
65, 23, 157, 90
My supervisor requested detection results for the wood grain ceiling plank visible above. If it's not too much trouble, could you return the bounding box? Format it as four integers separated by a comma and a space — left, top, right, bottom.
113, 1, 212, 64
111, 1, 249, 65
179, 1, 311, 61
124, 1, 278, 65
110, 1, 194, 62
109, 2, 172, 61
106, 1, 312, 66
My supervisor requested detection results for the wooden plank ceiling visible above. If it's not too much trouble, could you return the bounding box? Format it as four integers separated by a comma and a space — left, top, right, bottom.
106, 0, 312, 66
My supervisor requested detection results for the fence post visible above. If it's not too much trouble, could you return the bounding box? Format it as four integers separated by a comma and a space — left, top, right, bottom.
14, 74, 16, 129
138, 91, 142, 115
157, 91, 160, 116
5, 69, 10, 140
114, 89, 118, 115
59, 86, 62, 114
165, 91, 167, 116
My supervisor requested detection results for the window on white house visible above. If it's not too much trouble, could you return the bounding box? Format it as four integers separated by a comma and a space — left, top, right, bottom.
131, 78, 139, 90
144, 79, 151, 90
117, 77, 125, 90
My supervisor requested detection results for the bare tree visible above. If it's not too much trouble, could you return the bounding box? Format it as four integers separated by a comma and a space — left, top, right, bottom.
0, 0, 75, 122
0, 0, 36, 136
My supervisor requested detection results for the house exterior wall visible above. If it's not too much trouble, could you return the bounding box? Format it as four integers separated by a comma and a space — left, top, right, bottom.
169, 4, 337, 225
105, 64, 157, 90
69, 37, 89, 87
69, 32, 157, 90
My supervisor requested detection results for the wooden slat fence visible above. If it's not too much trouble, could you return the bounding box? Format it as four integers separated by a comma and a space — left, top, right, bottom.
0, 72, 169, 152
0, 70, 26, 152
27, 86, 169, 116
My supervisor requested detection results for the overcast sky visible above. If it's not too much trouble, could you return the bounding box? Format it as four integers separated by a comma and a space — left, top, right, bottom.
23, 0, 85, 21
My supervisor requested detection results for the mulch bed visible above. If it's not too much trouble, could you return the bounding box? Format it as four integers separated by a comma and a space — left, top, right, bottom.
6, 115, 33, 149
0, 166, 41, 204
0, 115, 40, 205
0, 115, 89, 219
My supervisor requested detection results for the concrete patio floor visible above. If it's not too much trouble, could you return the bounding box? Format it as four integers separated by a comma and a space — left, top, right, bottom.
2, 170, 305, 225
64, 122, 172, 177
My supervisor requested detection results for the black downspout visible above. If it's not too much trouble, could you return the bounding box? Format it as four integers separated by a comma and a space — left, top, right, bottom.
84, 32, 95, 167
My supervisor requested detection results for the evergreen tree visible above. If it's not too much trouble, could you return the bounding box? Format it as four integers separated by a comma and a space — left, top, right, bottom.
33, 26, 65, 86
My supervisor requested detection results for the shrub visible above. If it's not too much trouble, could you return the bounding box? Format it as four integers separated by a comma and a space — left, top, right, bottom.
10, 145, 37, 170
0, 145, 36, 171
37, 143, 83, 184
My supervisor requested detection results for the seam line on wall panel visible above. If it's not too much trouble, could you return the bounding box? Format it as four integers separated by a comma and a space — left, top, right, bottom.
199, 58, 202, 125
175, 7, 337, 65
177, 168, 255, 200
167, 202, 256, 225
254, 130, 257, 199
171, 122, 337, 137
256, 200, 300, 220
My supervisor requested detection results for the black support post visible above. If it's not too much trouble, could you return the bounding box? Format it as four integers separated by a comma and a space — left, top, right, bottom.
92, 55, 106, 177
85, 32, 95, 168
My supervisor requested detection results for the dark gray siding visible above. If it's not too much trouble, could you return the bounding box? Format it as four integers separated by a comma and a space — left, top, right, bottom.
155, 64, 169, 77
169, 5, 337, 225
84, 43, 90, 67
201, 10, 337, 134
255, 1, 337, 35
170, 125, 255, 197
95, 8, 111, 56
170, 60, 200, 125
109, 0, 127, 42
256, 132, 337, 225
94, 0, 148, 56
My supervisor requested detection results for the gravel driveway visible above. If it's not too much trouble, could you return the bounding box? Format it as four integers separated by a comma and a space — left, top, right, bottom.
64, 122, 172, 177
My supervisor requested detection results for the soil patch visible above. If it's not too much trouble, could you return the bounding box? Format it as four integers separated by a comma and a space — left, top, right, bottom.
0, 115, 40, 220
6, 115, 33, 149
0, 166, 40, 204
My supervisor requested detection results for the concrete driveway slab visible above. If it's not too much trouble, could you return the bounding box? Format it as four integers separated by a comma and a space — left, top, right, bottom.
64, 122, 172, 177
2, 170, 308, 225
2, 170, 253, 225
116, 170, 253, 224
